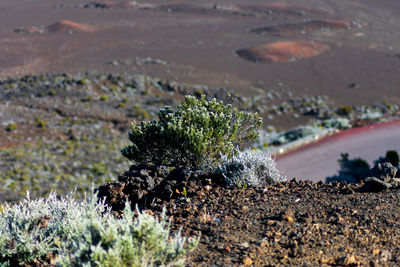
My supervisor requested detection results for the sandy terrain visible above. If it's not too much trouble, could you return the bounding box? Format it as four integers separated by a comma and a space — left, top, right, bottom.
0, 0, 400, 107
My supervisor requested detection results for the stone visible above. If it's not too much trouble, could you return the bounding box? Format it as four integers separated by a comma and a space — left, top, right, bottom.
364, 177, 392, 191
369, 162, 397, 181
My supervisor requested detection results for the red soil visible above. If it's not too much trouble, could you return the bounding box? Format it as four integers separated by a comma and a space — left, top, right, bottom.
47, 20, 96, 33
251, 19, 356, 37
236, 41, 330, 63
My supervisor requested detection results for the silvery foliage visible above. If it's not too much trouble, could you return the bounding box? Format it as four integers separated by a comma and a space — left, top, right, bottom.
0, 192, 198, 267
216, 151, 286, 187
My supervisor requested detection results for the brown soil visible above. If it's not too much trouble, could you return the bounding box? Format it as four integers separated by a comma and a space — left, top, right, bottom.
236, 41, 330, 63
146, 180, 400, 266
1, 0, 400, 108
94, 163, 400, 267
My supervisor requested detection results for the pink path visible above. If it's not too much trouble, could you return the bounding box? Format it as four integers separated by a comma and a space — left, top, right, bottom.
275, 120, 400, 182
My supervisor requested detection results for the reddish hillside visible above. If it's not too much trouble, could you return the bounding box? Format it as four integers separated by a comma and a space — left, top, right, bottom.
237, 41, 330, 63
47, 20, 96, 33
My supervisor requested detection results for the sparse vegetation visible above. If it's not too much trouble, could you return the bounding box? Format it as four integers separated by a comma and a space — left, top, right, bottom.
0, 137, 130, 202
0, 192, 198, 266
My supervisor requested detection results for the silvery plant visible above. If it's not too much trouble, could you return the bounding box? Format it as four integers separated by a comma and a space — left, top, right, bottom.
216, 151, 286, 188
0, 192, 198, 266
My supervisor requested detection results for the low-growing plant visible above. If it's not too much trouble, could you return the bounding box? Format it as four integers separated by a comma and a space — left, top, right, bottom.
0, 192, 198, 267
5, 123, 17, 132
122, 95, 262, 169
385, 150, 399, 166
336, 105, 354, 116
216, 151, 286, 187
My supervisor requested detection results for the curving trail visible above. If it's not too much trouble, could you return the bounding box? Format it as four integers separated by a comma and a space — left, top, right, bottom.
275, 120, 400, 182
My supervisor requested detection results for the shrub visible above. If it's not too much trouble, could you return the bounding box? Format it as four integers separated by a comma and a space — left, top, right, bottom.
0, 192, 198, 266
35, 117, 48, 129
122, 95, 262, 169
320, 117, 351, 129
385, 150, 399, 166
374, 150, 399, 167
336, 105, 354, 116
216, 151, 286, 187
326, 153, 370, 183
5, 123, 17, 132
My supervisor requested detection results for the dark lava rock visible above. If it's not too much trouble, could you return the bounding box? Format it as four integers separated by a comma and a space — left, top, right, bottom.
96, 181, 126, 212
251, 19, 356, 38
369, 162, 397, 181
360, 162, 400, 192
96, 164, 223, 212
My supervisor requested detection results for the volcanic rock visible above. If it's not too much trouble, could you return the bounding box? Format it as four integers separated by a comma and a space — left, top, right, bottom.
251, 19, 357, 37
236, 41, 330, 63
361, 162, 400, 192
84, 1, 135, 8
96, 164, 222, 212
369, 162, 397, 180
238, 3, 328, 16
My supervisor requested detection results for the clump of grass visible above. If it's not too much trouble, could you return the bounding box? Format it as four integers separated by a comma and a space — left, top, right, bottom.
0, 192, 199, 266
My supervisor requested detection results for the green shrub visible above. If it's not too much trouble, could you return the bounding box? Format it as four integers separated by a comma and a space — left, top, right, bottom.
375, 150, 400, 167
0, 192, 198, 266
385, 150, 399, 166
5, 123, 17, 132
99, 95, 108, 101
35, 117, 48, 129
326, 153, 370, 183
336, 105, 354, 116
122, 95, 262, 169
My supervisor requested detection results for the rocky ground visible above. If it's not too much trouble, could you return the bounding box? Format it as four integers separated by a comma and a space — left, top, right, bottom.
92, 161, 400, 267
92, 161, 400, 266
